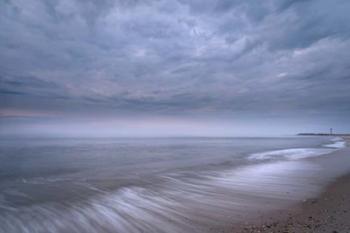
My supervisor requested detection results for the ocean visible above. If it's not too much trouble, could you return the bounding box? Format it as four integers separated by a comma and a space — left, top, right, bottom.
0, 136, 348, 233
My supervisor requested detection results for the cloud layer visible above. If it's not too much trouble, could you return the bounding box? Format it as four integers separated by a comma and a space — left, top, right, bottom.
1, 0, 350, 135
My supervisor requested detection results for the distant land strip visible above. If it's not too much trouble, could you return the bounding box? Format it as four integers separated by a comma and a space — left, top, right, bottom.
298, 133, 350, 136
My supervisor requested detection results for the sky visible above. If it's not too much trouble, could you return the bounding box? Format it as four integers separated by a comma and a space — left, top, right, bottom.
1, 0, 350, 137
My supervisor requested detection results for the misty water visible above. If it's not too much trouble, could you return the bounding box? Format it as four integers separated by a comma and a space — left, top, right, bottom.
0, 136, 349, 233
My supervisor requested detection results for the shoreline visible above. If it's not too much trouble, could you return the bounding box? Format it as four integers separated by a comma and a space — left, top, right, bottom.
230, 137, 350, 232
231, 174, 350, 232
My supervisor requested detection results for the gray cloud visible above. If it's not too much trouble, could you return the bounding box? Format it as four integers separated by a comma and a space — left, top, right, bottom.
1, 0, 350, 135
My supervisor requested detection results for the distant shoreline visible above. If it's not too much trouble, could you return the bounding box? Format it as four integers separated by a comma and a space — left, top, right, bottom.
298, 133, 350, 136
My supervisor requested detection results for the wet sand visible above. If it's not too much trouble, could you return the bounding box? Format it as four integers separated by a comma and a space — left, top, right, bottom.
231, 137, 350, 233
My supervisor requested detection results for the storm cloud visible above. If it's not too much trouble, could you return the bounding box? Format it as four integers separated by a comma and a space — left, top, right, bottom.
1, 0, 350, 136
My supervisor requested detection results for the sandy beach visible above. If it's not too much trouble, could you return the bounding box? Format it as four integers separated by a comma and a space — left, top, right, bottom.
231, 137, 350, 233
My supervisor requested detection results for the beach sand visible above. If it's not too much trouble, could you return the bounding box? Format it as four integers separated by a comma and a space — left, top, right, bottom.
230, 137, 350, 233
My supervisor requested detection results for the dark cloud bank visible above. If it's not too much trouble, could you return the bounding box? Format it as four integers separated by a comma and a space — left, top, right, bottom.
1, 0, 350, 136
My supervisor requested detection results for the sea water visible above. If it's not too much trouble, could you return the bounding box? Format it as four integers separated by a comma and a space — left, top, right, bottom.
0, 136, 348, 233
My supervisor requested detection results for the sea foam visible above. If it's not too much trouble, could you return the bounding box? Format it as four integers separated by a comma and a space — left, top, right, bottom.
324, 137, 346, 149
249, 137, 346, 161
249, 148, 335, 160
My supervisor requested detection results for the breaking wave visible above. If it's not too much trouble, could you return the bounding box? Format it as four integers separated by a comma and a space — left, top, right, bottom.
249, 137, 345, 161
0, 161, 324, 233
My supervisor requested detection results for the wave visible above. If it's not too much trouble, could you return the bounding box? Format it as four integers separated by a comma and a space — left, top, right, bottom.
323, 137, 346, 149
249, 137, 346, 161
0, 161, 325, 233
249, 148, 334, 160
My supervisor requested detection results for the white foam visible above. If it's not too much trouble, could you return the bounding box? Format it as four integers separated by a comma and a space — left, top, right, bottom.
249, 148, 334, 161
331, 137, 343, 141
324, 138, 346, 149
